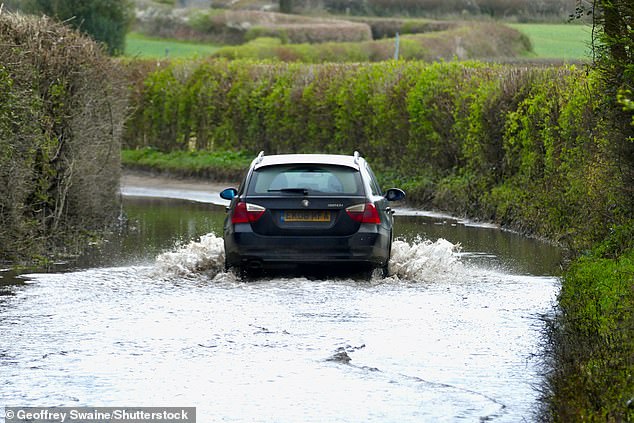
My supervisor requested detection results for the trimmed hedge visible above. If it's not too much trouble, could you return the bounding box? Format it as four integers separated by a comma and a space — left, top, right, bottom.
345, 16, 459, 39
243, 22, 372, 44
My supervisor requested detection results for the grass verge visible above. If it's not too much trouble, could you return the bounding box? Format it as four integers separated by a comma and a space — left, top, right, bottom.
545, 223, 634, 421
121, 148, 251, 180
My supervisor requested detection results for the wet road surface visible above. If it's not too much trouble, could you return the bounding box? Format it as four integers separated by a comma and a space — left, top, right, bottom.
0, 176, 561, 422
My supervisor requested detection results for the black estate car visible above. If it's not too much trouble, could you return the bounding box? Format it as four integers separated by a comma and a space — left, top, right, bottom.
220, 152, 405, 275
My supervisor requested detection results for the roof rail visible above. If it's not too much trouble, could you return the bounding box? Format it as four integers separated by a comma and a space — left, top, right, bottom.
353, 151, 360, 164
255, 151, 264, 164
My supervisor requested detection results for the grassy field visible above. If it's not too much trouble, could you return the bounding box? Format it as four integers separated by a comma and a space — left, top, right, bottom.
509, 23, 593, 60
125, 32, 219, 58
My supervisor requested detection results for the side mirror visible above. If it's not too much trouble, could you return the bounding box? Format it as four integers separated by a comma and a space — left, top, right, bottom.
220, 188, 238, 200
385, 188, 406, 202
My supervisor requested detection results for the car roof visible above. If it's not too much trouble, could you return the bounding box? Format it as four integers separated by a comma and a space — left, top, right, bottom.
252, 153, 362, 170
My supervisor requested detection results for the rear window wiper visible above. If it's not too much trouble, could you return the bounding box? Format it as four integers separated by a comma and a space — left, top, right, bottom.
268, 188, 310, 195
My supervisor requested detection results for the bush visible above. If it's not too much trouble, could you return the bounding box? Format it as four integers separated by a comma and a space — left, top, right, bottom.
20, 0, 133, 55
245, 22, 372, 44
120, 41, 634, 423
346, 17, 458, 39
0, 11, 127, 263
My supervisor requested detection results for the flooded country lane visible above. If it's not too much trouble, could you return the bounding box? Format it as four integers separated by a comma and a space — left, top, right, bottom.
0, 177, 562, 422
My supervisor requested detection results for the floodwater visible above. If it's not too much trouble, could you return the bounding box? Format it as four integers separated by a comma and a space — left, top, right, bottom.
0, 180, 562, 422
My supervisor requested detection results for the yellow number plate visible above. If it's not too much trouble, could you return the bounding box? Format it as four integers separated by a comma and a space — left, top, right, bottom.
282, 211, 331, 222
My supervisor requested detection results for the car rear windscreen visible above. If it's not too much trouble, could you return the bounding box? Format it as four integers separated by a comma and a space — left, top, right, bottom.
248, 164, 363, 195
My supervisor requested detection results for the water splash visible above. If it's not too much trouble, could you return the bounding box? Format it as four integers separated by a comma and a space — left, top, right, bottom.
389, 238, 462, 282
151, 234, 463, 282
153, 233, 225, 277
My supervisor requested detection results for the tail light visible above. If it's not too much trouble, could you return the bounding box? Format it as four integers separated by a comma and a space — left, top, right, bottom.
232, 202, 266, 224
346, 203, 381, 224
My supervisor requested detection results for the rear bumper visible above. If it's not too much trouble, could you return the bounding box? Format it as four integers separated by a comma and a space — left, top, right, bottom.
224, 224, 390, 269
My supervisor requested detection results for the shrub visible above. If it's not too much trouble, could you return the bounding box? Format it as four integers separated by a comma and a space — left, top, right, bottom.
20, 0, 134, 55
0, 11, 127, 263
346, 17, 458, 39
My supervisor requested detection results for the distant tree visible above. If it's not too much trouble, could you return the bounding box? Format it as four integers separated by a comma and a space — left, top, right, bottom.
594, 0, 634, 131
574, 0, 633, 91
22, 0, 133, 55
280, 0, 293, 14
584, 0, 634, 200
598, 1, 633, 88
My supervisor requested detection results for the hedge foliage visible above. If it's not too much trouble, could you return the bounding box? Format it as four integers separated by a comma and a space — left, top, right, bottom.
0, 11, 128, 263
124, 59, 633, 252
346, 17, 458, 39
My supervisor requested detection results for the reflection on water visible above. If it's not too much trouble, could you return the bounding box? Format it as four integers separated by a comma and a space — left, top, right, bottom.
395, 215, 564, 276
73, 198, 226, 269
0, 197, 562, 423
73, 198, 563, 276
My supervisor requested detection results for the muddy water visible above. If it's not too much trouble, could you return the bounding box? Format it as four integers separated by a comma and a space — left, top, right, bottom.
0, 193, 561, 422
